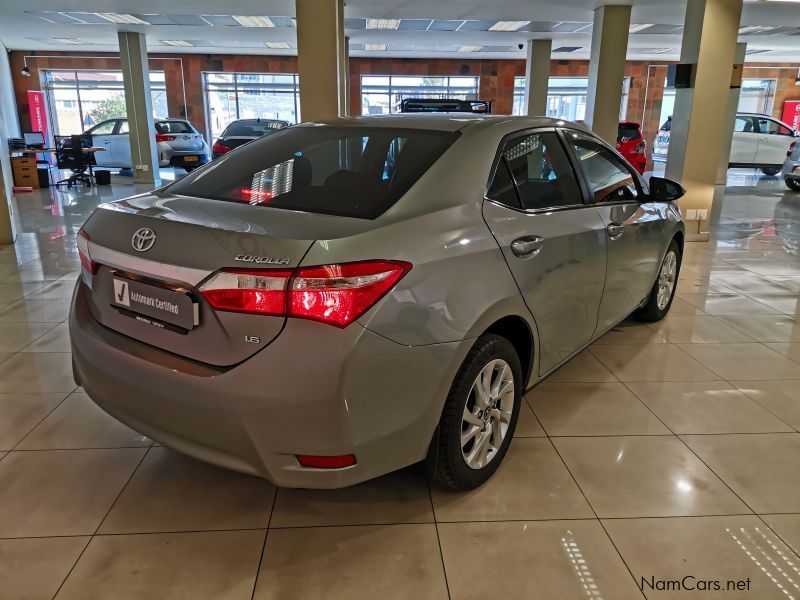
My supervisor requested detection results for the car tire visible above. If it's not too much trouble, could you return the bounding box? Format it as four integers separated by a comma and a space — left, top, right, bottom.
760, 166, 781, 176
427, 334, 522, 490
786, 178, 800, 192
633, 239, 682, 323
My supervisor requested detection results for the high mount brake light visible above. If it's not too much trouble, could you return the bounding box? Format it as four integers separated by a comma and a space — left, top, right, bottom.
199, 260, 411, 328
77, 228, 99, 274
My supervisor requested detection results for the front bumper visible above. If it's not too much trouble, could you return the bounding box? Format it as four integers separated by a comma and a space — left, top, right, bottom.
70, 281, 470, 488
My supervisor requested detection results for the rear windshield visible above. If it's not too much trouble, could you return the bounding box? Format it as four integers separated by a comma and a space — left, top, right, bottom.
155, 121, 193, 134
224, 121, 287, 137
618, 123, 641, 142
168, 126, 459, 219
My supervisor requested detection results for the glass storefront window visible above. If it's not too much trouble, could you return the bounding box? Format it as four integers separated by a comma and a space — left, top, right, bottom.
203, 72, 300, 141
512, 76, 629, 121
360, 75, 479, 115
42, 69, 167, 137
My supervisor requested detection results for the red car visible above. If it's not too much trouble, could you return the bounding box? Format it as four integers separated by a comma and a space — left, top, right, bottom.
617, 121, 647, 174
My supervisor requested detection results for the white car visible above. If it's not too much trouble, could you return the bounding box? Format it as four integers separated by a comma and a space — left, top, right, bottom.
84, 118, 211, 172
652, 112, 798, 176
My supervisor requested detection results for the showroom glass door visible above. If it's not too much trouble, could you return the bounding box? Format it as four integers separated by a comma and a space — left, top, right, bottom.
41, 69, 167, 139
202, 72, 300, 142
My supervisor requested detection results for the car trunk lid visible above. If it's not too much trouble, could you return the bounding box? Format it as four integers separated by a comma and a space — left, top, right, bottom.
80, 191, 374, 366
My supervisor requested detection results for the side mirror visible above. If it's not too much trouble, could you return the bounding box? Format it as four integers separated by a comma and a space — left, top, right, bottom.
649, 176, 685, 203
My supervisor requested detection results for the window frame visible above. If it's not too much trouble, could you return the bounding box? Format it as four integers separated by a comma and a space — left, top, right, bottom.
560, 129, 647, 206
484, 126, 591, 214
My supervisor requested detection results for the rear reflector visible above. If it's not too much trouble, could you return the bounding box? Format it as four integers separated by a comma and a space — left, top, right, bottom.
77, 228, 99, 274
199, 260, 411, 327
296, 454, 356, 469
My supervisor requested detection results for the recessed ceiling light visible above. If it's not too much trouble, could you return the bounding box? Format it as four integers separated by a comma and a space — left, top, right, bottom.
53, 37, 89, 44
488, 21, 530, 32
629, 23, 654, 33
161, 39, 194, 46
459, 45, 483, 52
364, 43, 388, 51
265, 41, 291, 49
97, 13, 150, 25
233, 15, 275, 27
366, 18, 400, 30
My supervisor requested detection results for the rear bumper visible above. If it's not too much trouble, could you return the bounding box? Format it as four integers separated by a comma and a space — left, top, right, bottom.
169, 153, 209, 168
70, 281, 470, 488
783, 158, 800, 180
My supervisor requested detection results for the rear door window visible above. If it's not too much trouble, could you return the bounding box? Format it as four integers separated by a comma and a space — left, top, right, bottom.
88, 120, 116, 135
155, 121, 194, 134
734, 116, 755, 133
570, 137, 640, 204
167, 126, 459, 219
489, 131, 583, 211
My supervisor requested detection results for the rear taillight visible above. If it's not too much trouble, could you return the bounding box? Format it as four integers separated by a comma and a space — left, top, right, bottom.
155, 133, 176, 142
199, 260, 411, 328
212, 141, 232, 154
77, 228, 99, 274
789, 141, 797, 157
194, 134, 204, 141
635, 140, 646, 154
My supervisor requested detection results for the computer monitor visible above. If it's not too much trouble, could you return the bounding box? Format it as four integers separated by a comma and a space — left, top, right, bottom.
23, 131, 45, 148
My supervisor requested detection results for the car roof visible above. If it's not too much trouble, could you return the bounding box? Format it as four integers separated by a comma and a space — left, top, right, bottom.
302, 113, 585, 133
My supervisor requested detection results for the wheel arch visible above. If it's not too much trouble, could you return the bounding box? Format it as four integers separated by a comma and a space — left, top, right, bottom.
482, 315, 534, 385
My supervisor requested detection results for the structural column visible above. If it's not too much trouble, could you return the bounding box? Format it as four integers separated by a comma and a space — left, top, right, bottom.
665, 0, 743, 240
716, 42, 747, 185
524, 39, 552, 116
118, 32, 159, 185
585, 5, 631, 144
0, 42, 20, 244
296, 0, 346, 121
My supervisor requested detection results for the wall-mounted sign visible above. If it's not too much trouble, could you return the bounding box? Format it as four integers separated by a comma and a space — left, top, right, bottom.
782, 100, 800, 131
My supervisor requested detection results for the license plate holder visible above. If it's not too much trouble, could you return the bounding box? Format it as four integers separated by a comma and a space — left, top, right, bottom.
111, 276, 198, 330
183, 155, 199, 162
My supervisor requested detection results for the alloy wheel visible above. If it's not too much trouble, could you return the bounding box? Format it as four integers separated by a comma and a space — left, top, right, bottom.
657, 250, 678, 310
461, 359, 514, 470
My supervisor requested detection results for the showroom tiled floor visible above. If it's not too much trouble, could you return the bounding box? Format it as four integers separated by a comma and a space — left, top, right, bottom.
1, 170, 800, 599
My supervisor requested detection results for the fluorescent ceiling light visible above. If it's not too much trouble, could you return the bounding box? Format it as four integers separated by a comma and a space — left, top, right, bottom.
459, 45, 483, 52
161, 39, 193, 46
54, 37, 88, 44
364, 43, 388, 51
738, 25, 778, 34
366, 18, 400, 29
233, 15, 275, 27
488, 21, 530, 31
629, 23, 654, 33
97, 13, 149, 25
265, 42, 291, 49
642, 48, 674, 54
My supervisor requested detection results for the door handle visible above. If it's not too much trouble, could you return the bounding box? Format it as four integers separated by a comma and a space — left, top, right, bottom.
607, 223, 625, 239
510, 236, 544, 258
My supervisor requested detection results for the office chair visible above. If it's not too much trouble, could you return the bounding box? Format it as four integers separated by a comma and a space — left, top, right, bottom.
55, 134, 95, 188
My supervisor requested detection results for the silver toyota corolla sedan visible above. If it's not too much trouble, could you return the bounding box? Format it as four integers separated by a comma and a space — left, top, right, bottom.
70, 114, 685, 490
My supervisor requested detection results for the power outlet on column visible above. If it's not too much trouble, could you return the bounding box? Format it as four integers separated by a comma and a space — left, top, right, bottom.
685, 209, 698, 220
697, 209, 708, 221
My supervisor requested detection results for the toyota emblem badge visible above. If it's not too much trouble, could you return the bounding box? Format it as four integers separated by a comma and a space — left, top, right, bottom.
131, 228, 157, 252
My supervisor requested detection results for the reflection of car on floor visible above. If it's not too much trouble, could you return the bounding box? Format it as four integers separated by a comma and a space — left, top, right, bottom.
784, 139, 800, 191
652, 113, 798, 176
617, 121, 647, 174
85, 118, 210, 172
70, 115, 685, 490
212, 118, 290, 159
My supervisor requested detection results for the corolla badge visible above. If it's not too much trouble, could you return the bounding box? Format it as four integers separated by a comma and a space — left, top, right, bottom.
131, 228, 157, 252
234, 254, 291, 265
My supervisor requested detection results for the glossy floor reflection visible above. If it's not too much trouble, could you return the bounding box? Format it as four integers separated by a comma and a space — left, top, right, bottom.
1, 170, 800, 599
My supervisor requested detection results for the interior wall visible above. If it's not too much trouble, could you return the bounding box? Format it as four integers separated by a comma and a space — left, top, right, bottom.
7, 50, 800, 155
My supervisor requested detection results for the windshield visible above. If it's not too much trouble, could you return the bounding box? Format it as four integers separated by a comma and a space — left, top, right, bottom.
224, 121, 287, 137
168, 126, 459, 219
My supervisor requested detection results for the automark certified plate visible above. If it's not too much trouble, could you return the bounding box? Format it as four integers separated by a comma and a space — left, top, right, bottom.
183, 155, 199, 162
111, 276, 198, 330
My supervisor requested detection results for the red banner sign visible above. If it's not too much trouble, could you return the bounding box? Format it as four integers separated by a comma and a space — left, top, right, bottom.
782, 99, 800, 131
26, 90, 51, 163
